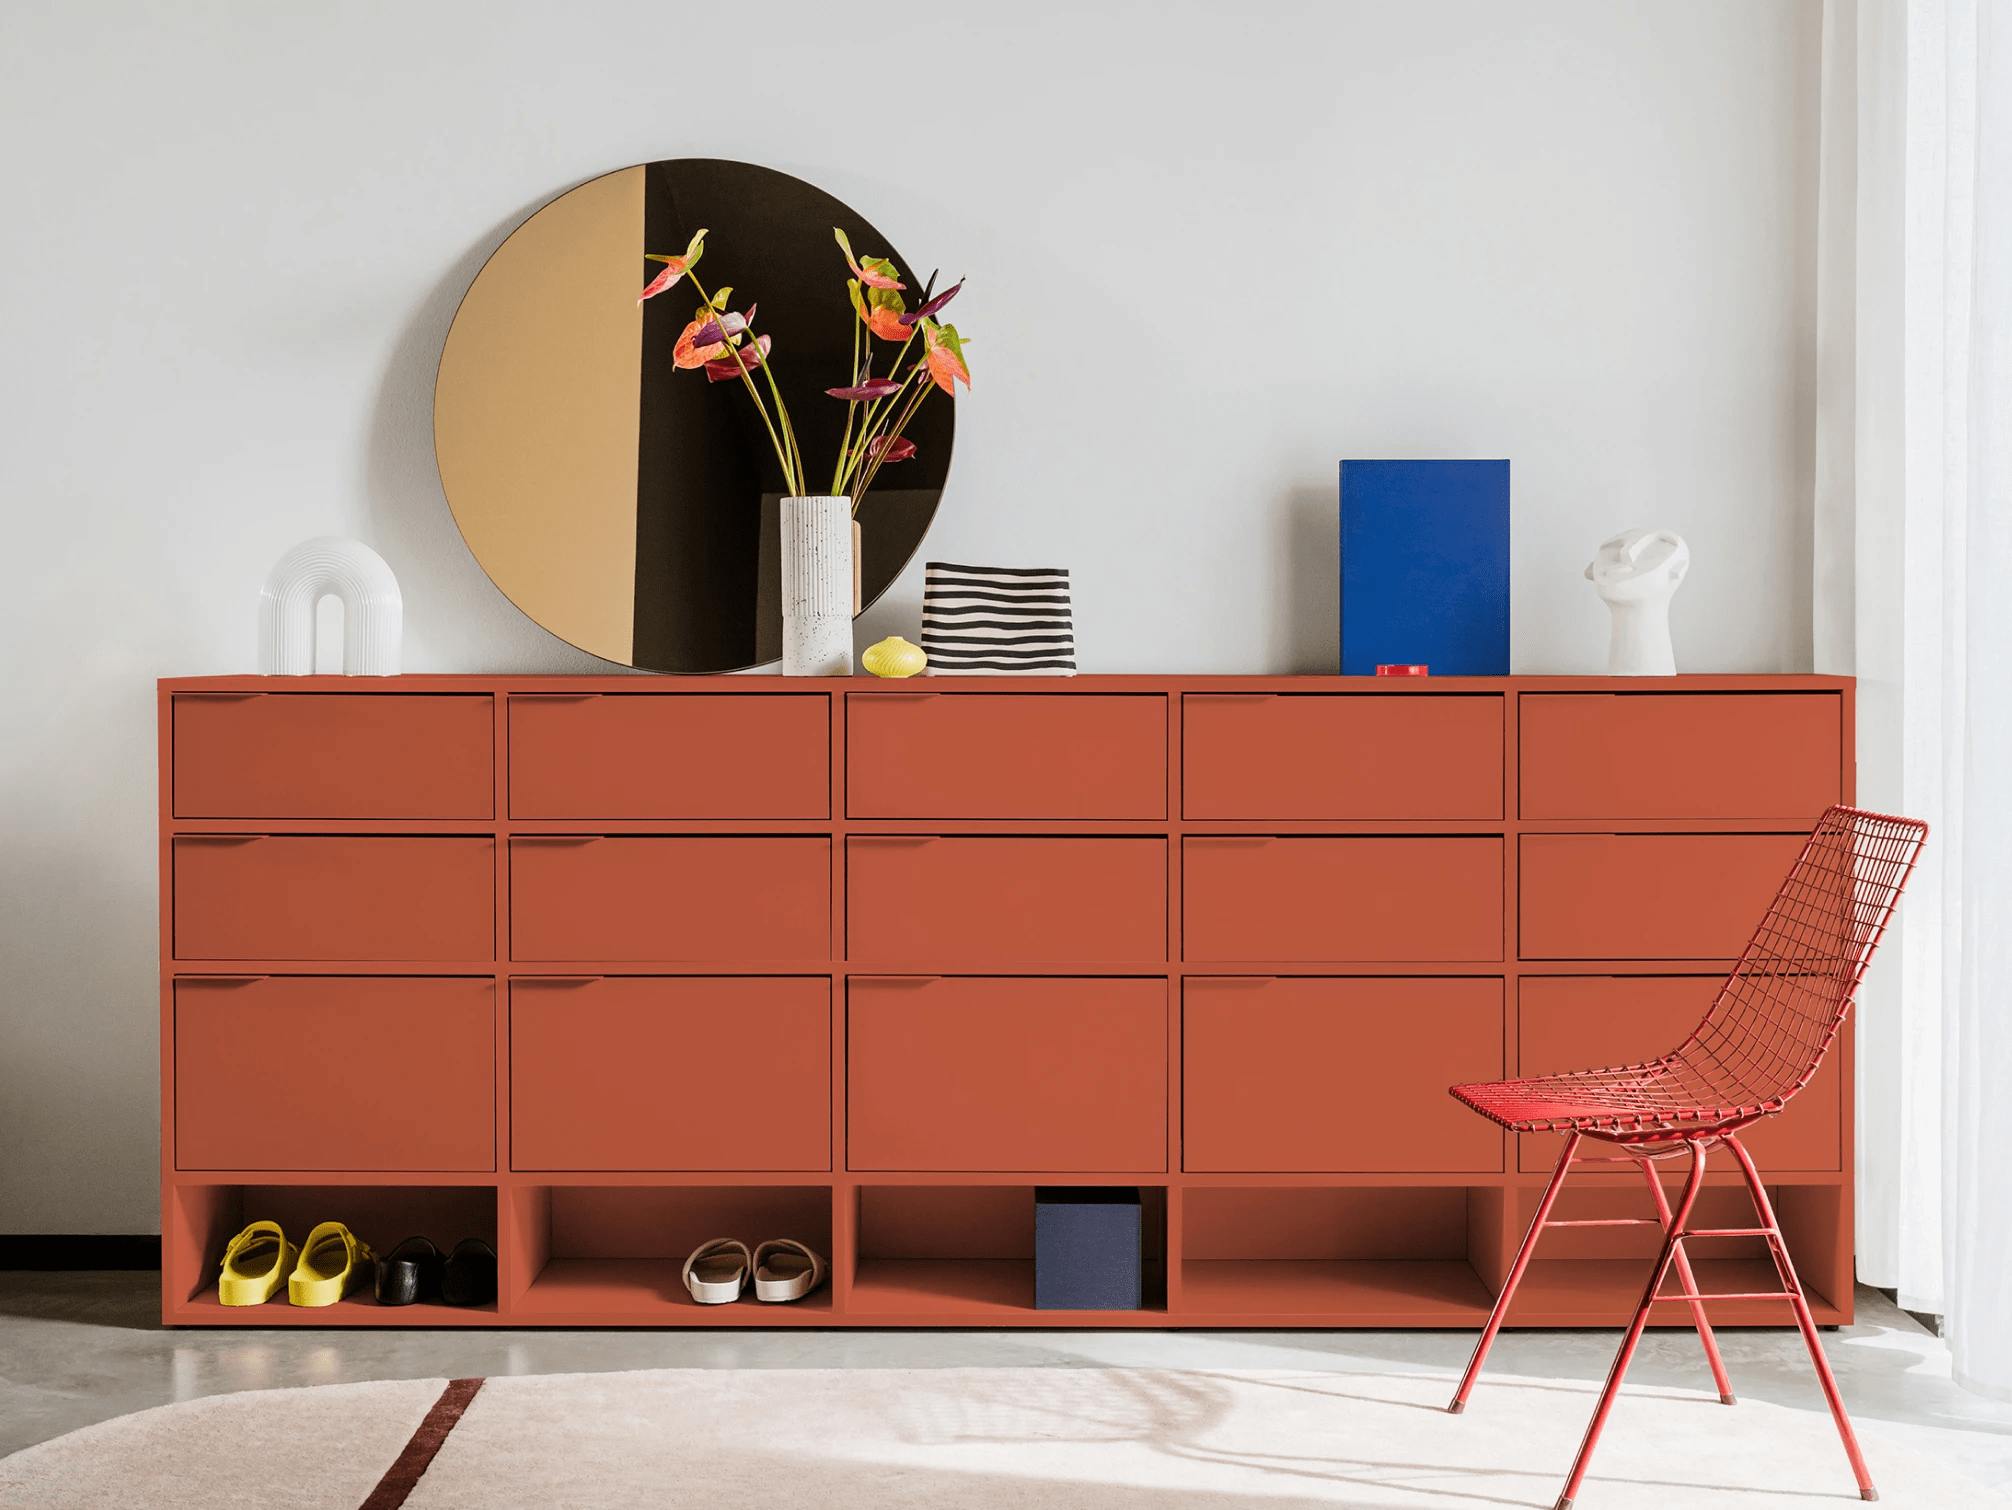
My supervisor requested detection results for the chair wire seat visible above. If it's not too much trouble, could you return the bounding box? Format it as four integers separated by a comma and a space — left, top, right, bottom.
1452, 805, 1927, 1142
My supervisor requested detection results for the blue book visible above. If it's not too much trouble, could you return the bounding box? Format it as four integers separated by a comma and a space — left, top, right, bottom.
1339, 460, 1509, 676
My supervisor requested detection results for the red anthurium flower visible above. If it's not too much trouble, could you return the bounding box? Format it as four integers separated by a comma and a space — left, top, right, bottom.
827, 379, 903, 401
922, 321, 972, 395
703, 333, 771, 383
833, 227, 905, 290
899, 278, 964, 326
638, 262, 684, 304
868, 435, 917, 463
673, 319, 728, 369
639, 228, 708, 303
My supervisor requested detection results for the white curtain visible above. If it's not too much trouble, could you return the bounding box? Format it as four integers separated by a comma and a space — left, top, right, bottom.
1815, 0, 2012, 1400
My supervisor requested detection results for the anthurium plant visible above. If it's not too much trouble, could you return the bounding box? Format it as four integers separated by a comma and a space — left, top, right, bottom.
638, 227, 970, 516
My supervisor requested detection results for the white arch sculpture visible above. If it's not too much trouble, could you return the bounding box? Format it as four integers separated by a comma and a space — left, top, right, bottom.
258, 537, 403, 676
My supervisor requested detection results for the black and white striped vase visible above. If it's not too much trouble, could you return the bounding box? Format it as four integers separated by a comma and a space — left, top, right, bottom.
780, 496, 853, 676
920, 563, 1076, 675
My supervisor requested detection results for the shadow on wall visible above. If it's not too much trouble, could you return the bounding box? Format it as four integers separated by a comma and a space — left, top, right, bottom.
0, 830, 160, 1231
1271, 485, 1340, 675
362, 193, 631, 676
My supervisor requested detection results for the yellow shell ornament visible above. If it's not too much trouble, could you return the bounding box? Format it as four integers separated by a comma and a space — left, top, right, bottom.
862, 636, 927, 678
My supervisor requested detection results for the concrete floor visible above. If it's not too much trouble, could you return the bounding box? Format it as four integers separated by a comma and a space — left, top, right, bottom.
3, 1277, 2008, 1501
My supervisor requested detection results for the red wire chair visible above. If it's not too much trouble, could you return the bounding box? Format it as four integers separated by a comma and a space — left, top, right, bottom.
1446, 804, 1927, 1510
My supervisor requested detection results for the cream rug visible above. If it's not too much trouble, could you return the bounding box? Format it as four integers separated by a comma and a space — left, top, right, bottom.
1, 1367, 2000, 1510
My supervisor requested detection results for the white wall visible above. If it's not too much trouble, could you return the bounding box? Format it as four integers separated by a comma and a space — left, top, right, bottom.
0, 0, 1820, 1232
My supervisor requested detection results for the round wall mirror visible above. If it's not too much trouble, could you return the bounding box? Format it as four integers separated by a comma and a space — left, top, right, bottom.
434, 159, 953, 672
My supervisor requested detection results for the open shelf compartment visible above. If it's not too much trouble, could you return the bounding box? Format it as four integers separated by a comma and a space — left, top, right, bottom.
851, 1184, 1168, 1319
1179, 1184, 1496, 1324
1499, 1179, 1847, 1326
167, 1182, 498, 1324
510, 1184, 834, 1322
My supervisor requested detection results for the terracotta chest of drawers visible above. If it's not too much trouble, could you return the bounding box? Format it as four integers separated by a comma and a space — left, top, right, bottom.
158, 673, 1854, 1328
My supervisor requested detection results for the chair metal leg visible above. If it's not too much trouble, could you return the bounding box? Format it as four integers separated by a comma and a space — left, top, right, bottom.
1553, 1138, 1711, 1510
1722, 1134, 1878, 1502
1448, 1132, 1581, 1412
1637, 1155, 1736, 1404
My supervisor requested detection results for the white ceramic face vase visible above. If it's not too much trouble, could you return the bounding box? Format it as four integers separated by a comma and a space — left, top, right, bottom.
1585, 528, 1689, 676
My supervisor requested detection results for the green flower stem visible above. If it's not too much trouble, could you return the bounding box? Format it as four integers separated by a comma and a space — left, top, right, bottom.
685, 270, 800, 495
832, 316, 863, 496
839, 325, 925, 492
851, 379, 936, 506
839, 353, 926, 503
762, 354, 806, 497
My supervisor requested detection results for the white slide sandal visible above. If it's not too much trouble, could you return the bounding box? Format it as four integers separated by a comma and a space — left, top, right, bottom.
752, 1239, 827, 1303
682, 1238, 751, 1304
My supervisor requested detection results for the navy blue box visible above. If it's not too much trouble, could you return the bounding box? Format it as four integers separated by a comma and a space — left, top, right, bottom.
1339, 459, 1510, 676
1035, 1187, 1141, 1310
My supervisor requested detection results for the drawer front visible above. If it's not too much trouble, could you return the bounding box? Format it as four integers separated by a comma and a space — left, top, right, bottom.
1183, 837, 1502, 962
1520, 693, 1842, 819
511, 977, 830, 1170
509, 694, 828, 819
174, 977, 494, 1169
1184, 977, 1504, 1171
848, 977, 1166, 1171
509, 836, 830, 960
173, 837, 495, 960
173, 693, 493, 819
1517, 976, 1840, 1171
1519, 833, 1807, 959
847, 837, 1166, 962
846, 694, 1165, 818
1184, 694, 1503, 819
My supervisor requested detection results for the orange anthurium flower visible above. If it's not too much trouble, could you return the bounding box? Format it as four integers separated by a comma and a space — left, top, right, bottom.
833, 227, 904, 290
866, 305, 909, 342
853, 281, 909, 342
673, 318, 728, 369
923, 321, 972, 395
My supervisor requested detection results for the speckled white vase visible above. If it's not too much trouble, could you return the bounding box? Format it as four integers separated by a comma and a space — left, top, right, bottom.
780, 496, 853, 676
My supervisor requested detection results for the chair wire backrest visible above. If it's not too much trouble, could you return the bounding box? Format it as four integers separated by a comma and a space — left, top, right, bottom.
1673, 805, 1928, 1115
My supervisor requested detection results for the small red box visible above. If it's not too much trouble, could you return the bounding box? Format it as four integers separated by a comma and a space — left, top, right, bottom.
1376, 664, 1430, 677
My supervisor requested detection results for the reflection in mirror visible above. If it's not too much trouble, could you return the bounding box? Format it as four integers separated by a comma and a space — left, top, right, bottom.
435, 159, 951, 673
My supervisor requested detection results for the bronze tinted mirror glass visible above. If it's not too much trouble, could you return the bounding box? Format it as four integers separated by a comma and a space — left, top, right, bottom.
434, 159, 952, 672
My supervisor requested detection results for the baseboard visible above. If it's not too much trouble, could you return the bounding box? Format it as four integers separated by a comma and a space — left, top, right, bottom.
0, 1235, 162, 1270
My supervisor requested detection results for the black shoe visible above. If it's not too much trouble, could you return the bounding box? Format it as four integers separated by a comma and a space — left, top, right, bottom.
441, 1238, 496, 1307
374, 1236, 444, 1306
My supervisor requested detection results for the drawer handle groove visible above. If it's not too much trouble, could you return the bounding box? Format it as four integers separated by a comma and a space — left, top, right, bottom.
848, 835, 938, 846
175, 834, 266, 845
511, 693, 599, 703
511, 836, 603, 846
174, 975, 267, 985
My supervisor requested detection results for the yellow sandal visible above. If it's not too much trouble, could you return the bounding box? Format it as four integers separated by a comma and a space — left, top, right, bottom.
218, 1220, 297, 1306
288, 1221, 376, 1307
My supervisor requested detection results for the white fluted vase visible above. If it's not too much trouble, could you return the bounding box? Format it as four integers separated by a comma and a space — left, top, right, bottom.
258, 536, 402, 676
780, 496, 853, 676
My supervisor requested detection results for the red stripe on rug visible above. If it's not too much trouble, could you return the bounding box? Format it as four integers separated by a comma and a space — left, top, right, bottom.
359, 1377, 485, 1510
